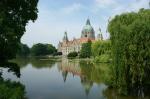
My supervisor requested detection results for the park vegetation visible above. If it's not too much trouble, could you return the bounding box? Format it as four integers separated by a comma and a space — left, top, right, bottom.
0, 0, 39, 61
17, 43, 30, 57
31, 43, 57, 56
108, 8, 150, 96
67, 51, 78, 58
16, 43, 57, 57
0, 79, 26, 99
79, 41, 92, 58
92, 40, 111, 63
0, 62, 26, 99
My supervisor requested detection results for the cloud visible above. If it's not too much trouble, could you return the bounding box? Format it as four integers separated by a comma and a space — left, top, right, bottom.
95, 0, 119, 8
61, 3, 84, 14
112, 0, 149, 17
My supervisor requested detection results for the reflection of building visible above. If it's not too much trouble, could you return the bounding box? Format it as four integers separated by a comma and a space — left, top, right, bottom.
62, 71, 68, 82
58, 19, 103, 55
58, 59, 82, 77
57, 59, 93, 95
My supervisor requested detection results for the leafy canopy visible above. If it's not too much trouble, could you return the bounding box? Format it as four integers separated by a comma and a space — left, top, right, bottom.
0, 0, 38, 61
79, 41, 92, 58
67, 51, 78, 58
31, 43, 56, 56
108, 8, 150, 95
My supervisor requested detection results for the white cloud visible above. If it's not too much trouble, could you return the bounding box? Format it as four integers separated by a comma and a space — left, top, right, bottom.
95, 0, 119, 8
61, 3, 84, 14
112, 0, 149, 17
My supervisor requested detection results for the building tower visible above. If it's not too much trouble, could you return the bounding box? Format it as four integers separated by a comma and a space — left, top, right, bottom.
81, 19, 95, 40
63, 31, 68, 43
97, 28, 103, 40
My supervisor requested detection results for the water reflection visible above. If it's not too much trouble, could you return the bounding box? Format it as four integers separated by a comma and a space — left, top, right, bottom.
57, 59, 106, 96
1, 58, 149, 99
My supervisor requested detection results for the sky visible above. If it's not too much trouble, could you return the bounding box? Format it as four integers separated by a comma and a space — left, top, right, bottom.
21, 0, 150, 47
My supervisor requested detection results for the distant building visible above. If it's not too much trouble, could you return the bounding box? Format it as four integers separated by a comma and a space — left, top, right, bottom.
58, 19, 103, 55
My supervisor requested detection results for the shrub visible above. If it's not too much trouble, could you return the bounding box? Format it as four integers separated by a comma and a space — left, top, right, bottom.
67, 52, 78, 58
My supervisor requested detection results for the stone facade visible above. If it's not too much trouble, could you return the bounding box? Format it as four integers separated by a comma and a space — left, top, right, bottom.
58, 19, 103, 55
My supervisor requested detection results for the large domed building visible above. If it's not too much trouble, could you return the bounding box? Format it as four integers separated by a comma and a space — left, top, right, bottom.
58, 19, 103, 55
81, 18, 95, 39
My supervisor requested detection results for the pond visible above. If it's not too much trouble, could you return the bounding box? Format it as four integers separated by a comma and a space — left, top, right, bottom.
0, 58, 149, 99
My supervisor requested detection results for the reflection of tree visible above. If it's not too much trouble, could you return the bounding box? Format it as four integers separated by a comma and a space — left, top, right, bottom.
103, 88, 140, 99
30, 58, 56, 69
80, 61, 111, 84
0, 62, 26, 99
11, 58, 30, 68
0, 62, 20, 77
81, 76, 93, 96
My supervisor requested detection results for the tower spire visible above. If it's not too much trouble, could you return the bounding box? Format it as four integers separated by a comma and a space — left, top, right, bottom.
97, 27, 103, 40
63, 31, 68, 42
86, 18, 91, 25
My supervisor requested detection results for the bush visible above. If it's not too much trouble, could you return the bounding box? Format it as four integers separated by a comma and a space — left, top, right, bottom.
0, 79, 26, 99
67, 52, 78, 58
53, 52, 62, 56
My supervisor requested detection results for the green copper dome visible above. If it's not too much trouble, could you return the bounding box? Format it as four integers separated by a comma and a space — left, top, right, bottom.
82, 25, 94, 33
81, 19, 95, 39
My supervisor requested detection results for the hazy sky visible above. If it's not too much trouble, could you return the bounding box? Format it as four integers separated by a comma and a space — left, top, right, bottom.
21, 0, 149, 47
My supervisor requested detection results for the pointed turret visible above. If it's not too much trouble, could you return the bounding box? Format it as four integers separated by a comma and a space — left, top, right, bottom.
86, 18, 91, 25
63, 31, 68, 42
97, 28, 103, 40
62, 71, 68, 82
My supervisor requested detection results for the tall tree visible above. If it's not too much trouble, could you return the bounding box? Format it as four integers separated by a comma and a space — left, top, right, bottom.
79, 41, 92, 58
17, 43, 30, 57
0, 0, 38, 61
108, 9, 150, 95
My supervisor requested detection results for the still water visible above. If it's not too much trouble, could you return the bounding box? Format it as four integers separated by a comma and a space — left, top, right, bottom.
1, 58, 149, 99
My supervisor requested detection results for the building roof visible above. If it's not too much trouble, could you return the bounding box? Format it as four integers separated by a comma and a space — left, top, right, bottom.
82, 19, 94, 33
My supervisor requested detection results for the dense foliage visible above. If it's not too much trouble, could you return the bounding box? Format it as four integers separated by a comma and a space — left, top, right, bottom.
0, 0, 38, 61
0, 62, 26, 99
31, 43, 57, 56
92, 40, 111, 63
67, 51, 78, 58
17, 43, 30, 57
53, 52, 62, 56
0, 79, 26, 99
79, 41, 92, 58
108, 9, 150, 95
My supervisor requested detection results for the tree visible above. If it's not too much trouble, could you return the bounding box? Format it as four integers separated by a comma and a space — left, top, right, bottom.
0, 0, 39, 61
46, 44, 57, 54
108, 9, 150, 95
31, 43, 56, 56
67, 51, 78, 58
92, 40, 111, 62
17, 43, 30, 57
79, 41, 92, 58
92, 40, 111, 57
